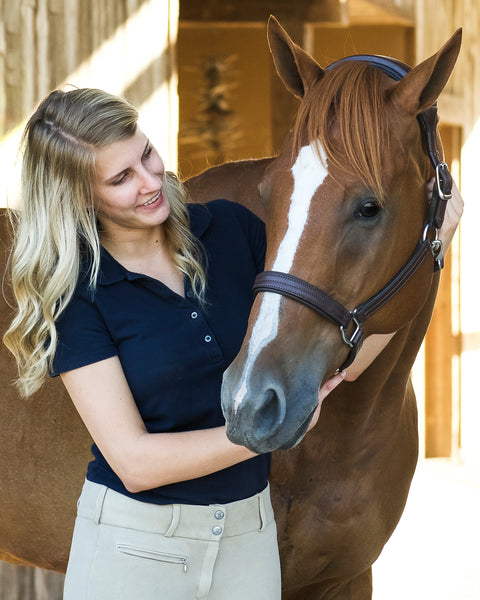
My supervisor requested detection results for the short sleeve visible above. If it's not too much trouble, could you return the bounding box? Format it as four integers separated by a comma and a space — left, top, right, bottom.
50, 286, 118, 376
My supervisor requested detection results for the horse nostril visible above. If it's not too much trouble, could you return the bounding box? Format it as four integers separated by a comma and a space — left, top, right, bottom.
252, 388, 286, 439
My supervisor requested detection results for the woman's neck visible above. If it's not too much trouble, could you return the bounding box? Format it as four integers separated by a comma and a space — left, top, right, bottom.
99, 224, 167, 262
99, 226, 184, 297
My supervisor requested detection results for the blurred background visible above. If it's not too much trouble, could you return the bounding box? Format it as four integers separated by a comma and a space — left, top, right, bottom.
0, 1, 478, 598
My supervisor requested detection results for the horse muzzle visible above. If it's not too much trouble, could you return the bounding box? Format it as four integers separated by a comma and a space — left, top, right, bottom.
221, 356, 324, 454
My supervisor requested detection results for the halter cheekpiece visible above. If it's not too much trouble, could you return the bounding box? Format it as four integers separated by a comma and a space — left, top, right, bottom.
253, 55, 453, 370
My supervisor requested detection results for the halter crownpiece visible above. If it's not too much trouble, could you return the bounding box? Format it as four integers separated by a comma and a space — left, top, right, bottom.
253, 54, 453, 370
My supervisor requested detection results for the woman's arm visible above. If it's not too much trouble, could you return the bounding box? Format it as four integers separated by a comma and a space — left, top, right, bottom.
61, 357, 256, 494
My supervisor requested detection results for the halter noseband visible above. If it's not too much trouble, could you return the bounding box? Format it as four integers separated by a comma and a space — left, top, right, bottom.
253, 55, 453, 370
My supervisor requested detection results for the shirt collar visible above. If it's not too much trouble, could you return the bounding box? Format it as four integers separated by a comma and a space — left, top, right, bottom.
96, 203, 212, 286
187, 202, 212, 239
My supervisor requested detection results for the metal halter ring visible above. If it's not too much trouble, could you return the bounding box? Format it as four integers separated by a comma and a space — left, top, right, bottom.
340, 315, 362, 348
422, 223, 442, 258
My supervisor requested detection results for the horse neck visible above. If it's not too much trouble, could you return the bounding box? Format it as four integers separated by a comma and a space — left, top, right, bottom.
183, 157, 275, 220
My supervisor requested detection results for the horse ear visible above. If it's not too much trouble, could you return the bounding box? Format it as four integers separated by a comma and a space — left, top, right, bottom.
387, 28, 462, 115
267, 15, 324, 98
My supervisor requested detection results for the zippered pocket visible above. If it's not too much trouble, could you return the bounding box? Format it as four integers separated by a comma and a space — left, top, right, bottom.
116, 543, 188, 572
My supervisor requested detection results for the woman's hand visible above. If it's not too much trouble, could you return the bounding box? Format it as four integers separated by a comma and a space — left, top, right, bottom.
427, 177, 463, 254
307, 371, 346, 432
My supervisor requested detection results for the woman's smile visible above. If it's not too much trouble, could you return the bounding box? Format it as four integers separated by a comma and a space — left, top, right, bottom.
139, 190, 164, 209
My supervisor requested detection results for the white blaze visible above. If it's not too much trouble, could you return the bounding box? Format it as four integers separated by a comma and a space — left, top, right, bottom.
233, 143, 329, 412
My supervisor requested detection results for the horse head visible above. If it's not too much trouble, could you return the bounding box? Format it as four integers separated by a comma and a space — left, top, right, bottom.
221, 16, 461, 454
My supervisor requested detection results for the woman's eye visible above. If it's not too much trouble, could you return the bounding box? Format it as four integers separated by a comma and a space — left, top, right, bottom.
355, 200, 381, 220
143, 145, 153, 160
112, 172, 129, 186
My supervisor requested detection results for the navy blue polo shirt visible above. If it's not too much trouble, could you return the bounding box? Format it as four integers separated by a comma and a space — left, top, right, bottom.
51, 199, 270, 505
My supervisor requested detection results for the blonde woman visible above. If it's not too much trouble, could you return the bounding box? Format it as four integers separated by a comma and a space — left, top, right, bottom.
3, 88, 462, 599
1, 87, 343, 599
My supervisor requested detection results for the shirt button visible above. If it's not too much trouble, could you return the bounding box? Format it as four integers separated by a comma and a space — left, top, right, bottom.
191, 311, 198, 319
214, 510, 224, 520
204, 335, 212, 343
212, 526, 223, 536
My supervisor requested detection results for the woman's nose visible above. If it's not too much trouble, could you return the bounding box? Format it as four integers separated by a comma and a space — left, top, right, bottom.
139, 166, 161, 192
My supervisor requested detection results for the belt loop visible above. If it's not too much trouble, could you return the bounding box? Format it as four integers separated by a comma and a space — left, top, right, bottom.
164, 504, 181, 537
258, 489, 267, 532
93, 484, 108, 525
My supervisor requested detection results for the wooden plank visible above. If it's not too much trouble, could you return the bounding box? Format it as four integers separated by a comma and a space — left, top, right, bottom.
0, 562, 34, 600
424, 258, 453, 457
0, 562, 64, 600
0, 20, 6, 135
62, 0, 79, 76
361, 0, 415, 21
348, 0, 414, 25
437, 92, 466, 127
4, 1, 20, 34
180, 0, 343, 23
36, 0, 49, 100
20, 3, 35, 113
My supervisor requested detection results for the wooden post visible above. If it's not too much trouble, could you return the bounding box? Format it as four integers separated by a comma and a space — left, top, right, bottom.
424, 125, 462, 458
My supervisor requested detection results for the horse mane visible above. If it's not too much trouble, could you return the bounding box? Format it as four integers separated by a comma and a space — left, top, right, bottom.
293, 62, 396, 202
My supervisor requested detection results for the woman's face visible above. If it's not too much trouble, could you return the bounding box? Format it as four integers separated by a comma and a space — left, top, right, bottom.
94, 129, 169, 236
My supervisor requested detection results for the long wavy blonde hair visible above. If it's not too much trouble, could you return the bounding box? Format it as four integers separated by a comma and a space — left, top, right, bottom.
4, 88, 206, 397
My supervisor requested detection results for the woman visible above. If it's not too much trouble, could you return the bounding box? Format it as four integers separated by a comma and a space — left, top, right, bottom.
3, 88, 461, 599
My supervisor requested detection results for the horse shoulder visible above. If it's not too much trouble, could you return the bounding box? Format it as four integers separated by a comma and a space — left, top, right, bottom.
182, 157, 274, 220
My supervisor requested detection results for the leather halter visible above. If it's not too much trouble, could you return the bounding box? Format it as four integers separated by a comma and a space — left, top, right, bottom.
253, 55, 453, 370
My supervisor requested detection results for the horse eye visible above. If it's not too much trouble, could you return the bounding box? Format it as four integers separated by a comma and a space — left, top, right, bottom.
355, 200, 382, 220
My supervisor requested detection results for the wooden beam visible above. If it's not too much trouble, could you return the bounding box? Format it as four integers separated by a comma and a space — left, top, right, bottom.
424, 258, 453, 457
359, 0, 414, 22
436, 93, 466, 128
180, 0, 344, 23
424, 124, 462, 458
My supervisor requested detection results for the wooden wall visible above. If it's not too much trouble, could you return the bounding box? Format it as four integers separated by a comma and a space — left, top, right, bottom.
177, 19, 416, 180
177, 23, 274, 180
415, 0, 480, 467
0, 0, 179, 208
0, 564, 64, 600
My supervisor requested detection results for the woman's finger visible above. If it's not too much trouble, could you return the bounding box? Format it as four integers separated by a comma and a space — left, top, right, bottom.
308, 371, 346, 432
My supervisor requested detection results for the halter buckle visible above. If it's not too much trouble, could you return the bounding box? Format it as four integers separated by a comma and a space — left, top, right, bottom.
435, 162, 453, 201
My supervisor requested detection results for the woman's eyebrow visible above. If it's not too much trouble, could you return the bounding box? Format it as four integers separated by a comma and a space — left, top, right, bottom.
104, 168, 129, 184
104, 140, 151, 183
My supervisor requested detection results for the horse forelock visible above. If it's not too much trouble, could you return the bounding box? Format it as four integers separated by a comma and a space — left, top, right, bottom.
293, 62, 396, 202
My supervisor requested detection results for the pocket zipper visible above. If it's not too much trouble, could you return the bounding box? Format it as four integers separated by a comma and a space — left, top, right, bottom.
116, 543, 188, 572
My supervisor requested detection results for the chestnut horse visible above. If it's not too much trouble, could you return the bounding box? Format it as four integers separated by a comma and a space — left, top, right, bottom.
0, 17, 461, 600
